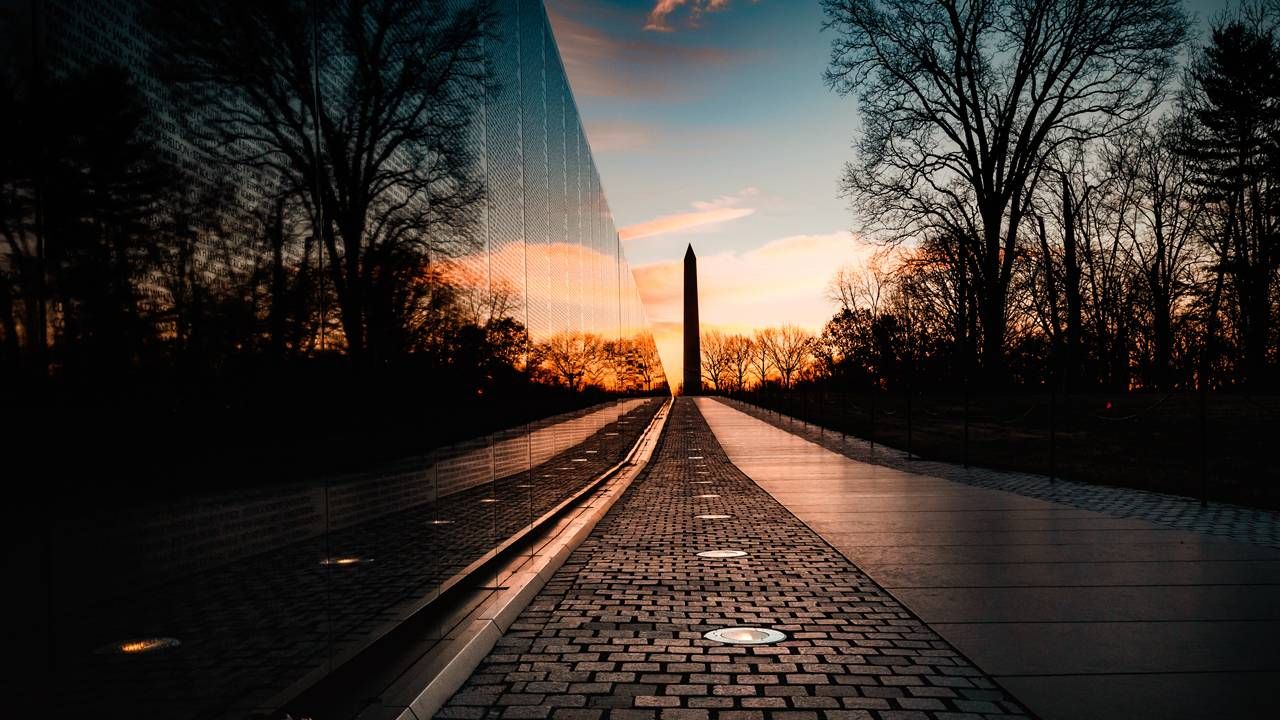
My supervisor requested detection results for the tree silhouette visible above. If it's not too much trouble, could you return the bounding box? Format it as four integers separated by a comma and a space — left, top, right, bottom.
1181, 15, 1280, 388
147, 0, 495, 367
824, 0, 1189, 381
534, 331, 605, 392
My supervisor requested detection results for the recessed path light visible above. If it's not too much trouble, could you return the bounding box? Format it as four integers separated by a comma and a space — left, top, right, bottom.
429, 520, 454, 525
696, 514, 732, 520
704, 627, 787, 645
572, 458, 588, 462
515, 484, 533, 488
320, 556, 373, 567
694, 494, 720, 498
96, 637, 181, 655
688, 456, 704, 460
696, 550, 748, 559
479, 498, 498, 504
691, 481, 713, 484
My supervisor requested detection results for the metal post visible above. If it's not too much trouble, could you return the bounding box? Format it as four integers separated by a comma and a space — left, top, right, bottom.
819, 392, 825, 436
1199, 381, 1208, 506
906, 386, 913, 460
1049, 382, 1057, 484
869, 382, 876, 462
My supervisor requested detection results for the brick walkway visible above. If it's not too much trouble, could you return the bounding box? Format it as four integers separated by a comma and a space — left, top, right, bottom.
442, 398, 1030, 719
720, 398, 1280, 548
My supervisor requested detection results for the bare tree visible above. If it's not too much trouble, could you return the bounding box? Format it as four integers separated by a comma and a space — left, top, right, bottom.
700, 329, 732, 391
1116, 116, 1205, 389
535, 331, 605, 392
724, 334, 755, 392
762, 324, 814, 388
749, 328, 775, 388
824, 0, 1189, 379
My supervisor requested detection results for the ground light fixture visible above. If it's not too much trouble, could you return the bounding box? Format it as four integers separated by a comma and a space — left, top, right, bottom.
696, 514, 732, 519
319, 556, 373, 567
96, 637, 181, 655
429, 520, 454, 525
704, 627, 787, 645
479, 498, 498, 504
688, 456, 704, 460
691, 481, 713, 484
694, 494, 720, 498
696, 550, 748, 558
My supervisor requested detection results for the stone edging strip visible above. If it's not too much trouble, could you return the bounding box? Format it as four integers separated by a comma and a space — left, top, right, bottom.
388, 398, 672, 720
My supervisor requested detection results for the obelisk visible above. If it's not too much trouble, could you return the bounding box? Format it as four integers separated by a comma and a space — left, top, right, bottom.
683, 244, 700, 395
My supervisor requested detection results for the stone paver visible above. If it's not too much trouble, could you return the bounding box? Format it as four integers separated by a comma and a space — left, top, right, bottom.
443, 398, 1029, 719
700, 397, 1280, 720
720, 398, 1280, 548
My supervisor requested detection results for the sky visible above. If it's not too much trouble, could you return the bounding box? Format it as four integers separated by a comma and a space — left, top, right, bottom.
545, 0, 1233, 386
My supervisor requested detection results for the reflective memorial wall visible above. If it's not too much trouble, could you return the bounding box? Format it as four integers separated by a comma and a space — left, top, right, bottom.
0, 1, 666, 716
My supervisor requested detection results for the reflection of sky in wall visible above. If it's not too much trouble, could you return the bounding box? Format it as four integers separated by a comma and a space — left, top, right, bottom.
547, 0, 1235, 384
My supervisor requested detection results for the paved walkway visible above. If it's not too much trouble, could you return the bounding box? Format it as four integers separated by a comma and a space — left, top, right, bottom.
718, 398, 1280, 548
698, 397, 1280, 720
443, 398, 1030, 719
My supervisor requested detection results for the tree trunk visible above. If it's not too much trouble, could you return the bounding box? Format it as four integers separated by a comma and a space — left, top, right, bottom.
269, 197, 286, 363
1152, 281, 1172, 390
1062, 175, 1082, 394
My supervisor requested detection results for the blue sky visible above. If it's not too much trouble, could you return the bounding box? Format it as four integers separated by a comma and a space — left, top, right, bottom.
546, 0, 1234, 381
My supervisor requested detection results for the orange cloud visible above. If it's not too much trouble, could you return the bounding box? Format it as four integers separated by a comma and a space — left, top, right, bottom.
632, 230, 880, 382
448, 241, 639, 342
619, 188, 758, 242
645, 0, 740, 32
546, 1, 739, 99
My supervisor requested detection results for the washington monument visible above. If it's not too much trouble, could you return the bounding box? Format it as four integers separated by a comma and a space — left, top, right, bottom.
683, 244, 700, 395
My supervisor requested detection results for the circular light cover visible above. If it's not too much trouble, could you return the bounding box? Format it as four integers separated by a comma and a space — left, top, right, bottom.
704, 627, 787, 645
697, 550, 748, 558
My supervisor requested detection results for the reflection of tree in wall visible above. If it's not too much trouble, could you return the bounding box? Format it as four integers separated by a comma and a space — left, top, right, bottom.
0, 61, 180, 377
147, 0, 495, 367
534, 331, 605, 392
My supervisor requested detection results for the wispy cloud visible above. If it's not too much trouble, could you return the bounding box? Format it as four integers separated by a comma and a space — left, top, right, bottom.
619, 188, 759, 242
645, 0, 748, 32
546, 1, 741, 99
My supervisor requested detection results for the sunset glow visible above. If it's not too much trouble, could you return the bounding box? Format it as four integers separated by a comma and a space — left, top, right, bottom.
547, 1, 864, 384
